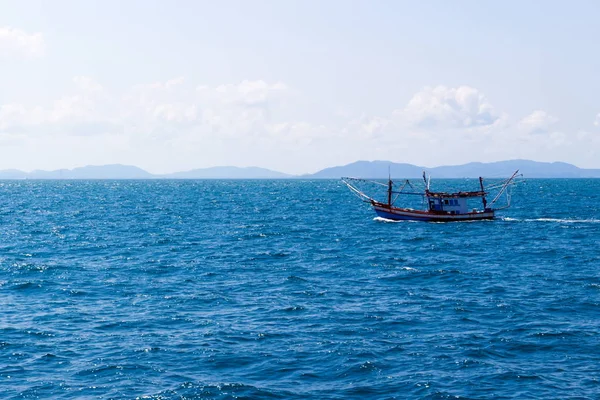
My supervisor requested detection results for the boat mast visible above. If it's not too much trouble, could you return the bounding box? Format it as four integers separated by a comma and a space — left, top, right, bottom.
479, 177, 488, 209
422, 171, 430, 194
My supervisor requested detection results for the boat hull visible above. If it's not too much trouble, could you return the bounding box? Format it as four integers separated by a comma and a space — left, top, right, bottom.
373, 204, 495, 222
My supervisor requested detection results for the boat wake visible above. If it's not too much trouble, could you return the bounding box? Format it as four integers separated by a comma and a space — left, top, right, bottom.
373, 217, 419, 224
373, 217, 404, 223
502, 217, 600, 224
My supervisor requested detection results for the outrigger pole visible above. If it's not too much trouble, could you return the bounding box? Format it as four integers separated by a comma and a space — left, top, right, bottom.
489, 169, 521, 209
342, 178, 376, 203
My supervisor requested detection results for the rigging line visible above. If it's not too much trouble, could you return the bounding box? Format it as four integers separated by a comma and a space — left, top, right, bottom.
489, 170, 520, 205
485, 179, 511, 188
396, 180, 408, 193
341, 177, 388, 187
342, 181, 374, 202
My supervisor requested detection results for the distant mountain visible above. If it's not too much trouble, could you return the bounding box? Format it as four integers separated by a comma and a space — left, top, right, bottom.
0, 164, 289, 179
305, 160, 600, 179
429, 160, 600, 178
307, 160, 424, 179
0, 160, 598, 179
0, 164, 155, 179
0, 169, 29, 179
163, 166, 291, 179
68, 165, 154, 179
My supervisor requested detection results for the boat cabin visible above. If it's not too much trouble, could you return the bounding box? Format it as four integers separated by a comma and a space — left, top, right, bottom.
427, 195, 469, 214
425, 190, 487, 214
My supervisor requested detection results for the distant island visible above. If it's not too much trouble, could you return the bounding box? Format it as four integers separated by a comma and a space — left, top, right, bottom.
1, 160, 599, 179
304, 160, 600, 179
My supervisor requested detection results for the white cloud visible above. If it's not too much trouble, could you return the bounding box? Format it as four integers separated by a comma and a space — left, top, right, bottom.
73, 76, 104, 92
0, 104, 27, 130
200, 80, 287, 106
266, 121, 327, 144
518, 110, 558, 134
0, 26, 44, 58
3, 81, 508, 152
340, 114, 394, 141
0, 77, 301, 142
594, 113, 600, 127
400, 85, 500, 129
359, 116, 390, 138
120, 79, 293, 141
336, 85, 508, 151
0, 76, 116, 134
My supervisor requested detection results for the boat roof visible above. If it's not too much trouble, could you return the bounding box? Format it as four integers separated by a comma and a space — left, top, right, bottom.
426, 190, 486, 198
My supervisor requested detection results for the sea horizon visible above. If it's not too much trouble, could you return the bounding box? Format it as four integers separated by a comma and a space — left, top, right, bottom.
1, 158, 599, 179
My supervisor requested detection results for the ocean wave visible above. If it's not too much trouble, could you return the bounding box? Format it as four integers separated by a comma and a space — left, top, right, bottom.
1, 179, 598, 399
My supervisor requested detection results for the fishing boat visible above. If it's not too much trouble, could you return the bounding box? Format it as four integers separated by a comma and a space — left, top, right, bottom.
342, 170, 521, 222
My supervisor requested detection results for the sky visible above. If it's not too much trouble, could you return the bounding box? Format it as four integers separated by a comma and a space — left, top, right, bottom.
1, 0, 599, 174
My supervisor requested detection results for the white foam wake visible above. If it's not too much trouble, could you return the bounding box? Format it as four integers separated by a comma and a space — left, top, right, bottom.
373, 216, 402, 223
501, 217, 600, 223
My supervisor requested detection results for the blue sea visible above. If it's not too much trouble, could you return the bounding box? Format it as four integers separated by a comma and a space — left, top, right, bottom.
1, 179, 599, 399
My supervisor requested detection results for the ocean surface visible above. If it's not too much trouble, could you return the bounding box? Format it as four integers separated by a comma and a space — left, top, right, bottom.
1, 179, 599, 399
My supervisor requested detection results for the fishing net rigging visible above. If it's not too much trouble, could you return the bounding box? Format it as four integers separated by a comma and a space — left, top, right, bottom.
341, 170, 522, 221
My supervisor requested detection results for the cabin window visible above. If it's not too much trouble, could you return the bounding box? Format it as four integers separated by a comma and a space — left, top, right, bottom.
444, 199, 449, 205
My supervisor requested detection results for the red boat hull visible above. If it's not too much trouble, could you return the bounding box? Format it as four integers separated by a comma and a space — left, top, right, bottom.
372, 203, 495, 222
